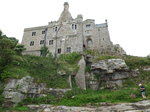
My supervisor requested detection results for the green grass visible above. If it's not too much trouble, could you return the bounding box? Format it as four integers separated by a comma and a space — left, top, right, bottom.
1, 52, 81, 88
123, 55, 150, 69
12, 106, 29, 111
19, 86, 149, 107
54, 88, 142, 106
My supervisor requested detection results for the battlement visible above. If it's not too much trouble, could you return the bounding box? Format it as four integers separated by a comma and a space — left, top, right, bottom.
24, 26, 47, 31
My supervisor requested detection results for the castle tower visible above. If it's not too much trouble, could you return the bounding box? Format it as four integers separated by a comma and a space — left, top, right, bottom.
58, 2, 73, 22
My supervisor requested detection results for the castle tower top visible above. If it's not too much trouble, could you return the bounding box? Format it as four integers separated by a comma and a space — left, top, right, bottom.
64, 2, 69, 10
58, 2, 73, 22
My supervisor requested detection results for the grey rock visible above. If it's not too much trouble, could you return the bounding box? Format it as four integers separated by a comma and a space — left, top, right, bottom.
75, 56, 86, 90
88, 59, 139, 90
3, 76, 71, 107
143, 67, 150, 71
91, 59, 128, 72
28, 100, 150, 112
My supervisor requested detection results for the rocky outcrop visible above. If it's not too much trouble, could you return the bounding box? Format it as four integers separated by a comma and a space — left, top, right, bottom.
75, 56, 86, 90
3, 76, 71, 107
113, 44, 126, 55
27, 100, 150, 112
87, 59, 139, 90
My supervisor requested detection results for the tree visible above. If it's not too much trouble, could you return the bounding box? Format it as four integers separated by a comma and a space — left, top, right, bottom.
40, 46, 49, 57
14, 44, 26, 55
0, 31, 18, 76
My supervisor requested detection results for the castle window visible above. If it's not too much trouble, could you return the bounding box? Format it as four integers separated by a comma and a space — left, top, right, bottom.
42, 30, 45, 34
32, 32, 36, 36
49, 40, 53, 45
58, 48, 61, 54
55, 27, 57, 32
86, 24, 91, 28
72, 24, 74, 29
75, 24, 77, 29
67, 47, 71, 53
40, 40, 45, 45
30, 41, 34, 46
103, 38, 104, 40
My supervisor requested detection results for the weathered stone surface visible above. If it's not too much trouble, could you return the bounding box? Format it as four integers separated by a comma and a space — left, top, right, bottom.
75, 56, 86, 90
88, 59, 139, 90
143, 67, 150, 71
22, 2, 126, 56
3, 76, 71, 107
27, 100, 150, 112
48, 88, 71, 98
91, 59, 128, 72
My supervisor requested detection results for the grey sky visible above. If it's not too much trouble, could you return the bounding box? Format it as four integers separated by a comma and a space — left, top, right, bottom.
1, 0, 150, 56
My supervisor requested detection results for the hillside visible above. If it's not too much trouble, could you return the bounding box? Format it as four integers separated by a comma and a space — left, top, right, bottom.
1, 31, 150, 111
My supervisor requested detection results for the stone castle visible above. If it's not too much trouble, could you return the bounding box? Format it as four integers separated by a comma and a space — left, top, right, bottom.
21, 2, 125, 56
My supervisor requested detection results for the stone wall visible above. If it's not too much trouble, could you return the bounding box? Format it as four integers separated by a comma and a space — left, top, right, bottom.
21, 2, 124, 56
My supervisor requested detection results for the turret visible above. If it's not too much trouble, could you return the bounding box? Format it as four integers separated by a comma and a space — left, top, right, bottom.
58, 2, 73, 23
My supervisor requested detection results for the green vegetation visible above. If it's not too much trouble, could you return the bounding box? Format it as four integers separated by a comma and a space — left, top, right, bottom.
40, 46, 49, 57
1, 32, 150, 110
1, 53, 81, 88
123, 55, 150, 69
19, 86, 150, 107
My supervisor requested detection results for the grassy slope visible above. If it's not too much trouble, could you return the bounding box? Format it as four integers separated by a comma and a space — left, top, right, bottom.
2, 52, 81, 88
17, 54, 150, 107
1, 52, 150, 110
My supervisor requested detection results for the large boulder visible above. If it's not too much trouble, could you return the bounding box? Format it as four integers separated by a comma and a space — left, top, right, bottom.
75, 56, 86, 90
3, 76, 46, 107
3, 76, 71, 107
88, 59, 139, 90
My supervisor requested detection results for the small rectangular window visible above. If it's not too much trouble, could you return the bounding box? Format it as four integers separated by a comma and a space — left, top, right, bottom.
42, 30, 45, 34
49, 40, 53, 45
32, 32, 36, 36
72, 24, 74, 29
55, 27, 57, 32
86, 24, 91, 28
30, 41, 34, 46
40, 40, 45, 45
67, 47, 71, 53
58, 48, 61, 54
75, 24, 77, 29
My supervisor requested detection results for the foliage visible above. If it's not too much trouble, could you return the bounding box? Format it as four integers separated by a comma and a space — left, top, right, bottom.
0, 31, 17, 79
40, 46, 49, 57
11, 106, 29, 111
96, 55, 121, 61
19, 95, 57, 105
0, 87, 4, 107
59, 52, 81, 64
14, 44, 26, 55
123, 55, 150, 69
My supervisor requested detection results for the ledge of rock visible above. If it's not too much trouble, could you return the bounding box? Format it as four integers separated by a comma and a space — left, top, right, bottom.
87, 59, 139, 90
3, 76, 71, 107
27, 100, 150, 112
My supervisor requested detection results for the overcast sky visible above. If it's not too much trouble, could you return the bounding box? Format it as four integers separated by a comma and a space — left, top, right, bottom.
0, 0, 150, 57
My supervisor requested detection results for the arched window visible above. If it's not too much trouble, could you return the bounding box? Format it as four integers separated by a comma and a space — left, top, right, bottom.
75, 24, 77, 29
55, 27, 57, 32
87, 39, 93, 49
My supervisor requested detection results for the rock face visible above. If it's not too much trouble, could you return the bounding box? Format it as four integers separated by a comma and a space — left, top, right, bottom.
3, 76, 71, 107
27, 100, 150, 112
75, 56, 86, 90
87, 59, 139, 90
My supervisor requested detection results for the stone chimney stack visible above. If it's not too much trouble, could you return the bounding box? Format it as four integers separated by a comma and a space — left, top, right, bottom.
64, 2, 69, 11
58, 2, 73, 22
